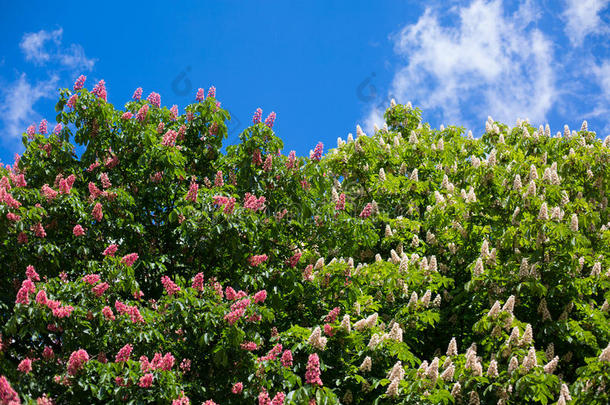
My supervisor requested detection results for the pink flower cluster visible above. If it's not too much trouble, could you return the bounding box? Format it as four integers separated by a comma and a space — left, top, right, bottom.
139, 373, 153, 388
73, 224, 85, 236
253, 108, 263, 124
335, 193, 346, 211
133, 87, 143, 100
53, 123, 62, 134
67, 349, 89, 375
73, 75, 86, 91
281, 350, 293, 367
263, 155, 273, 172
58, 174, 76, 194
232, 382, 243, 394
26, 124, 36, 139
186, 180, 199, 202
140, 352, 175, 372
0, 375, 20, 404
207, 86, 216, 99
162, 130, 178, 147
147, 92, 161, 108
252, 149, 263, 166
161, 276, 181, 296
253, 290, 267, 303
103, 244, 118, 257
136, 104, 149, 122
240, 341, 258, 351
196, 88, 205, 102
121, 111, 133, 120
121, 253, 139, 267
244, 193, 266, 211
67, 94, 78, 109
115, 344, 133, 362
39, 119, 48, 135
82, 274, 101, 285
325, 307, 341, 323
91, 80, 107, 101
264, 112, 276, 128
212, 195, 236, 214
248, 254, 268, 267
15, 278, 35, 305
286, 252, 302, 268
214, 171, 224, 187
170, 105, 179, 120
115, 300, 145, 323
100, 173, 111, 189
26, 265, 40, 281
305, 353, 323, 386
92, 203, 103, 222
192, 272, 204, 291
17, 358, 32, 374
259, 343, 282, 362
359, 203, 373, 218
310, 142, 323, 161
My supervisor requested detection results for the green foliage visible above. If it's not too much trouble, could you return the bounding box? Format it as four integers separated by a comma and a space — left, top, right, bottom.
0, 81, 609, 404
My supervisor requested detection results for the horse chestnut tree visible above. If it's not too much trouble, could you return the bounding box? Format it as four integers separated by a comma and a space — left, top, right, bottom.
0, 76, 609, 404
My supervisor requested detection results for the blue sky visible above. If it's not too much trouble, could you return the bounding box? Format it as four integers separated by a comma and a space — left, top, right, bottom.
1, 0, 609, 165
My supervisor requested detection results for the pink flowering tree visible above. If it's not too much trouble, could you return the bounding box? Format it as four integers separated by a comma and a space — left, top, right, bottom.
0, 77, 610, 404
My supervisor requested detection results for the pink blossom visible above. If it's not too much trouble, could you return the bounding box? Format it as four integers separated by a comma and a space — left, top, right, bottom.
263, 155, 273, 172
170, 105, 178, 120
359, 203, 373, 219
271, 392, 286, 405
281, 350, 293, 367
264, 111, 276, 128
92, 283, 109, 297
67, 349, 89, 375
161, 276, 181, 296
214, 171, 224, 187
192, 273, 204, 291
286, 150, 297, 169
244, 193, 266, 212
52, 305, 74, 318
286, 252, 302, 268
138, 373, 153, 388
121, 253, 139, 267
196, 88, 205, 102
103, 244, 118, 256
186, 180, 198, 202
88, 182, 102, 199
180, 358, 191, 372
91, 80, 107, 101
303, 264, 314, 281
73, 75, 86, 91
67, 94, 78, 109
121, 112, 133, 120
26, 124, 36, 139
17, 232, 27, 244
147, 92, 161, 107
323, 324, 334, 336
159, 353, 175, 370
252, 149, 263, 166
73, 225, 85, 236
305, 353, 323, 386
38, 119, 48, 135
17, 358, 32, 374
92, 203, 103, 221
225, 286, 237, 301
325, 307, 340, 323
335, 193, 346, 211
260, 344, 282, 362
102, 306, 115, 320
258, 390, 271, 405
253, 108, 263, 124
207, 86, 216, 98
100, 173, 111, 189
232, 382, 243, 394
136, 104, 149, 122
53, 123, 62, 134
224, 308, 245, 325
253, 290, 267, 304
26, 265, 40, 281
42, 346, 54, 360
248, 254, 268, 267
0, 376, 19, 404
35, 290, 47, 306
310, 142, 323, 161
133, 87, 143, 100
115, 344, 133, 362
15, 279, 35, 305
172, 393, 190, 405
162, 130, 178, 147
6, 212, 20, 222
82, 274, 100, 285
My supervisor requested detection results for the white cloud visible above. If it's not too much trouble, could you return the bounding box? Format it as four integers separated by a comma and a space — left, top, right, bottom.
562, 0, 610, 47
0, 73, 59, 144
366, 0, 556, 131
19, 27, 95, 71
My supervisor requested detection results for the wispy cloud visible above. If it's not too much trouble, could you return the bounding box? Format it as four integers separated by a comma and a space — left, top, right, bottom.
0, 73, 59, 145
562, 0, 610, 47
19, 27, 96, 71
366, 0, 556, 131
0, 27, 96, 147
